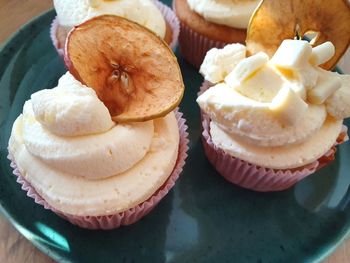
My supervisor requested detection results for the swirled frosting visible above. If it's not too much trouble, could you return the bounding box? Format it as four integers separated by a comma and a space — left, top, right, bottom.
197, 40, 349, 169
187, 0, 260, 29
53, 0, 166, 38
8, 72, 179, 216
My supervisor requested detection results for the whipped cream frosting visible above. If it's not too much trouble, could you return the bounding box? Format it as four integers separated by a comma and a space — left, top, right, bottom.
8, 72, 179, 216
198, 40, 350, 169
187, 0, 260, 29
53, 0, 166, 38
31, 72, 114, 137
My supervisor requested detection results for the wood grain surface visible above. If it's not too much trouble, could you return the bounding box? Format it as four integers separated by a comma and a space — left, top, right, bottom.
0, 1, 349, 262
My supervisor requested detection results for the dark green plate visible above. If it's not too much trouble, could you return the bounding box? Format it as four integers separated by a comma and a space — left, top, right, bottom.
1, 2, 350, 263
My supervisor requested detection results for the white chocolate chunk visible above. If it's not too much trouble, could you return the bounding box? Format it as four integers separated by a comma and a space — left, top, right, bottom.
288, 82, 307, 100
326, 75, 350, 119
231, 64, 284, 102
200, 44, 246, 83
271, 40, 312, 69
274, 65, 318, 90
269, 84, 308, 125
225, 52, 269, 84
296, 65, 319, 89
308, 73, 341, 104
309, 42, 335, 66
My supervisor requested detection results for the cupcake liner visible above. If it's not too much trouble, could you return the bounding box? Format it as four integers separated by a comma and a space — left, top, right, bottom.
176, 21, 228, 69
153, 0, 180, 50
8, 110, 189, 229
50, 0, 180, 57
172, 1, 230, 69
199, 82, 349, 192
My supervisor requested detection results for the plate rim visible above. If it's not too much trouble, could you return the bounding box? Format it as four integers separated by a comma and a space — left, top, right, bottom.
0, 8, 350, 263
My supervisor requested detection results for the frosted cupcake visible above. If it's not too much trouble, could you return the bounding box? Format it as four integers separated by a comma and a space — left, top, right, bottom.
8, 72, 188, 229
51, 0, 180, 56
10, 13, 187, 229
173, 0, 260, 68
197, 40, 349, 192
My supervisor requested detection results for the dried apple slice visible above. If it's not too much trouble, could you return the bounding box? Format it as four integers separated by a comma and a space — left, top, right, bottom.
65, 15, 184, 122
246, 0, 350, 70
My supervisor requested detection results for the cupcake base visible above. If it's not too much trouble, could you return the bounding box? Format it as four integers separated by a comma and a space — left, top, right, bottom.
173, 0, 246, 69
8, 110, 188, 230
50, 0, 180, 57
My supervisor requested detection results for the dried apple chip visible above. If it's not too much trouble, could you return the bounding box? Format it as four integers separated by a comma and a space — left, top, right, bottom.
65, 15, 184, 122
246, 0, 350, 70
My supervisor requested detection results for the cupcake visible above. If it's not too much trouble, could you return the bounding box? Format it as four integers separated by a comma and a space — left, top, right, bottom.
51, 0, 180, 57
197, 40, 350, 192
173, 0, 260, 68
8, 16, 188, 229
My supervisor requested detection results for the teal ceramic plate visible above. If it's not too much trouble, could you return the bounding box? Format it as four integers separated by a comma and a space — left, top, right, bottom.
1, 2, 350, 263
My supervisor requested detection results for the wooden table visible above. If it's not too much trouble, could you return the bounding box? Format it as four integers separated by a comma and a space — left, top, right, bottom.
0, 1, 349, 262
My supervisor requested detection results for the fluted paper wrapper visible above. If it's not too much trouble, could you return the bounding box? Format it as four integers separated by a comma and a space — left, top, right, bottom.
199, 82, 348, 192
8, 110, 188, 229
50, 0, 180, 57
177, 21, 228, 69
153, 0, 180, 50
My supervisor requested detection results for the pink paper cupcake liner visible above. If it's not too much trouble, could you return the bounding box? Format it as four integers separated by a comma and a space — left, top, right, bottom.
176, 21, 228, 69
8, 110, 189, 230
172, 1, 233, 69
153, 0, 180, 50
50, 0, 180, 57
199, 82, 349, 192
